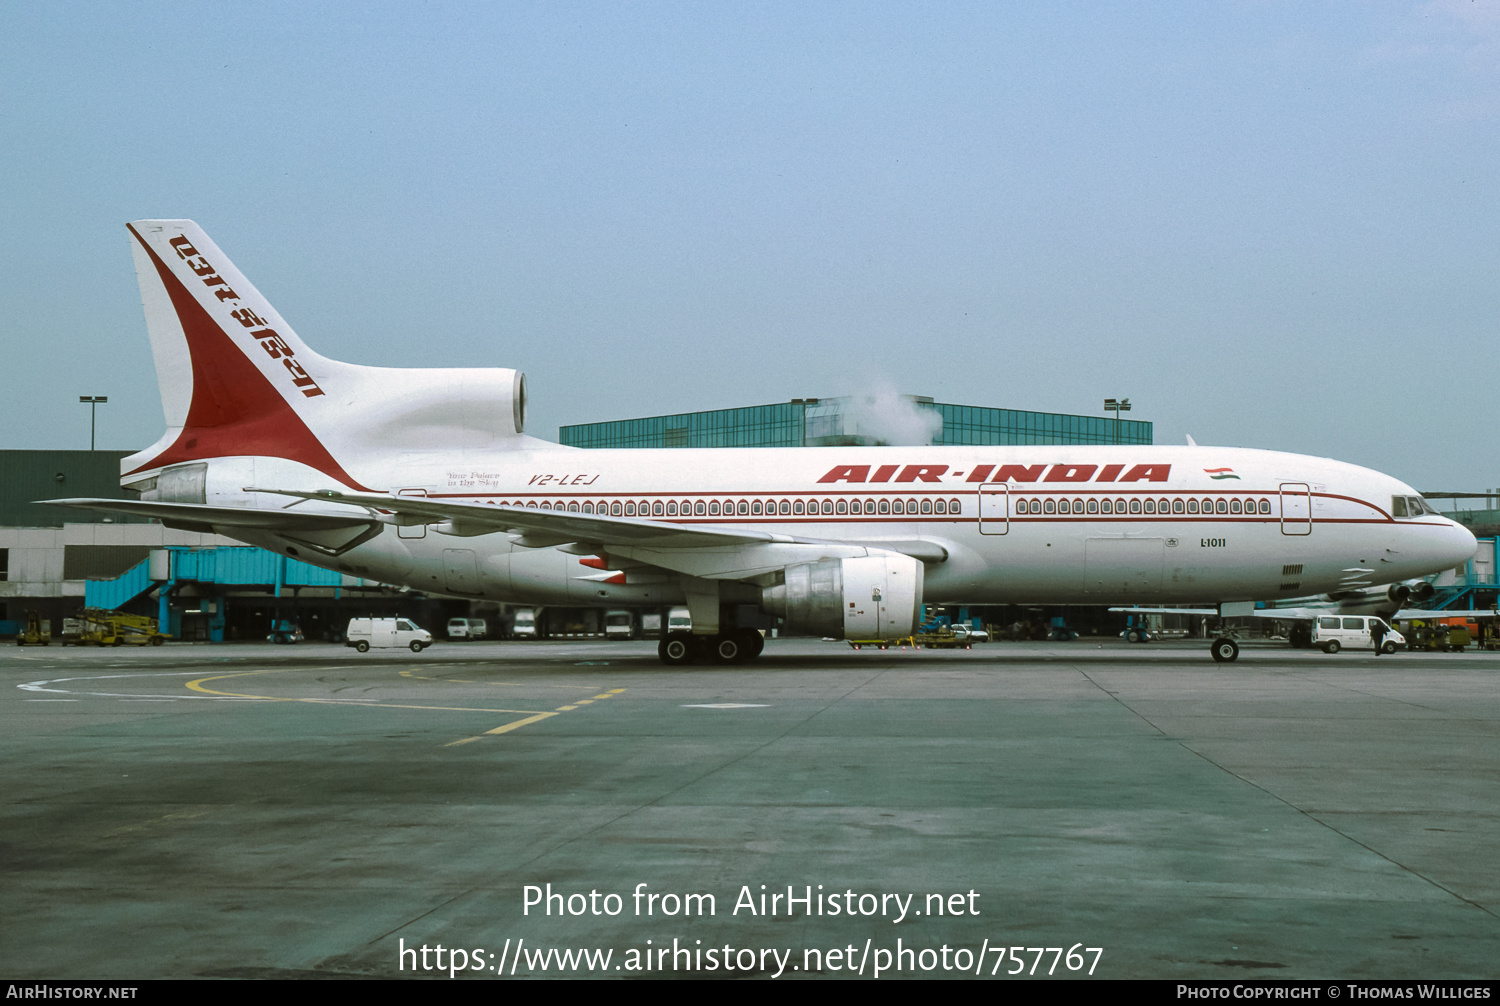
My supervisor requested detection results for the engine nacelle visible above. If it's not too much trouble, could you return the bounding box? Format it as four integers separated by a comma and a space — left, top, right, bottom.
761, 553, 924, 639
1408, 581, 1436, 603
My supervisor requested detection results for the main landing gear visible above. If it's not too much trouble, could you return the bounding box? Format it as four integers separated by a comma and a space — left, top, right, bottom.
658, 629, 765, 666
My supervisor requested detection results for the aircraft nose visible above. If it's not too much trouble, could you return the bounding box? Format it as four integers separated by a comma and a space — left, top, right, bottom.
1433, 517, 1479, 570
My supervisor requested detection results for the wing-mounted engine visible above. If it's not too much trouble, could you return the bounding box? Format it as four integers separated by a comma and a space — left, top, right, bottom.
761, 553, 924, 640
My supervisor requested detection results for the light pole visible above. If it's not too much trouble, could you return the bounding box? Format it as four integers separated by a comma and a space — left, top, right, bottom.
1103, 397, 1131, 445
79, 396, 108, 450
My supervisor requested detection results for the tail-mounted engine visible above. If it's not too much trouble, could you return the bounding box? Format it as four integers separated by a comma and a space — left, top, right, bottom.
761, 553, 924, 640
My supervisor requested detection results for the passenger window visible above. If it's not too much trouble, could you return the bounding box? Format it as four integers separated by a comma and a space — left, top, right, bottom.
751, 501, 762, 515
906, 498, 917, 514
794, 500, 805, 515
878, 499, 889, 514
709, 501, 719, 516
1087, 498, 1099, 514
1144, 499, 1156, 514
1173, 499, 1184, 513
567, 502, 578, 512
1259, 499, 1271, 514
584, 502, 594, 514
1044, 499, 1056, 514
1187, 499, 1198, 514
738, 500, 748, 515
1101, 498, 1112, 514
782, 500, 793, 515
949, 498, 960, 513
893, 499, 906, 514
540, 501, 552, 510
695, 501, 706, 515
836, 500, 848, 515
1215, 499, 1227, 514
1116, 498, 1127, 512
1230, 499, 1241, 514
611, 502, 622, 516
623, 502, 634, 516
1130, 498, 1141, 514
667, 501, 678, 516
935, 499, 947, 515
921, 499, 933, 514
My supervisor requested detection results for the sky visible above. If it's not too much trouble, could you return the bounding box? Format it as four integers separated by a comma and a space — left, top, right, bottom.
1, 2, 1496, 491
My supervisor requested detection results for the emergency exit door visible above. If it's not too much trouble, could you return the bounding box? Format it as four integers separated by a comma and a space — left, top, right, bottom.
1280, 483, 1312, 535
978, 483, 1009, 535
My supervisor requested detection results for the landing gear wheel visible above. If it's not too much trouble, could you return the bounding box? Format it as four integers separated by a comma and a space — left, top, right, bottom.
659, 632, 696, 666
1382, 641, 1397, 655
1324, 640, 1340, 654
355, 640, 370, 653
711, 634, 747, 664
1210, 637, 1239, 663
410, 640, 425, 653
737, 628, 764, 659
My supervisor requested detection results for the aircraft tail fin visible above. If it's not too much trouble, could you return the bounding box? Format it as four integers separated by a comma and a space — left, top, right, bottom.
123, 220, 529, 487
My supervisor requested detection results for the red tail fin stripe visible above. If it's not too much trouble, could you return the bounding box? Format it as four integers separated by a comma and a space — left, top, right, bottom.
124, 224, 370, 490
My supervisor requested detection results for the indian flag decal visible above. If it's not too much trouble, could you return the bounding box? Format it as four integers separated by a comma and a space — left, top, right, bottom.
1204, 467, 1240, 480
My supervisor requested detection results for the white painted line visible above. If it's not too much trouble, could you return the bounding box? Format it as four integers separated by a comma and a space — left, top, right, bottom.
680, 703, 770, 709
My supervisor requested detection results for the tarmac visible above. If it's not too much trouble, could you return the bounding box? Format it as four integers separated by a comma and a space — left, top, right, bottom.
2, 637, 1497, 980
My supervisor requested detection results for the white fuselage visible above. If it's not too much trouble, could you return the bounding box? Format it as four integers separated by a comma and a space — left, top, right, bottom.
215, 443, 1477, 611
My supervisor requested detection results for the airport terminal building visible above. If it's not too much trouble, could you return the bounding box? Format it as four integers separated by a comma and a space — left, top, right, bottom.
561, 395, 1152, 449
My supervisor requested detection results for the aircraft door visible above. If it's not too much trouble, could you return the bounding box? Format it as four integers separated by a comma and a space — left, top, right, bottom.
443, 549, 480, 595
396, 488, 427, 539
978, 483, 1009, 535
1279, 483, 1312, 536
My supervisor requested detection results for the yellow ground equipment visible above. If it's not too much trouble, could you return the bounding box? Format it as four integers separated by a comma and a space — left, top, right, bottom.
62, 607, 169, 647
15, 610, 51, 646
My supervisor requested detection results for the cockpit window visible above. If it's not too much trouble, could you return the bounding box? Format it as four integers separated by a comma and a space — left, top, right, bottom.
1394, 495, 1436, 518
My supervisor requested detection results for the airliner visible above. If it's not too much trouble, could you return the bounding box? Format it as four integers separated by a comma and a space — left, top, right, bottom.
45, 221, 1478, 664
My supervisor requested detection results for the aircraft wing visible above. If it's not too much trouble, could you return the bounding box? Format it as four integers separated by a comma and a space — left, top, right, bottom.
41, 497, 375, 533
1108, 606, 1220, 616
1391, 608, 1500, 620
246, 488, 782, 549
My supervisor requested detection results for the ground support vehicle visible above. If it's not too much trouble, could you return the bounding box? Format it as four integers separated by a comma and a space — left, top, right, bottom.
1401, 620, 1470, 652
346, 617, 433, 653
61, 608, 168, 646
15, 611, 51, 646
914, 629, 971, 650
1311, 615, 1405, 654
267, 619, 303, 644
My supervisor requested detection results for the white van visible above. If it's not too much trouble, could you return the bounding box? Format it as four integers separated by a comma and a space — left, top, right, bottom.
346, 617, 433, 653
1312, 616, 1405, 654
604, 610, 634, 639
511, 609, 537, 639
447, 617, 472, 640
666, 607, 692, 634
